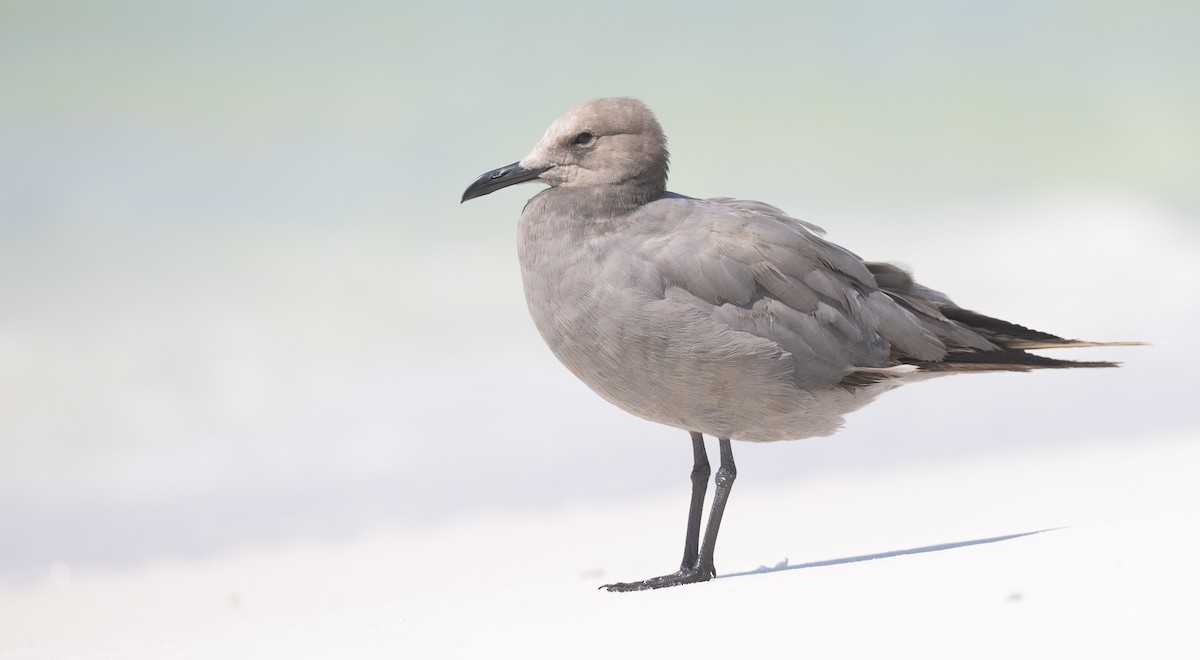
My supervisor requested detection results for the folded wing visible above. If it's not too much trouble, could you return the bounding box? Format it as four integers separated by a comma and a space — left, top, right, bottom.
641, 198, 1124, 389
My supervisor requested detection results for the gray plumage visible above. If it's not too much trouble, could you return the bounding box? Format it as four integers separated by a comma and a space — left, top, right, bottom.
462, 97, 1137, 590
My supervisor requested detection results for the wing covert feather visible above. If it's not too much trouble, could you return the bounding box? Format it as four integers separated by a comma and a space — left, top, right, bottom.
637, 197, 952, 386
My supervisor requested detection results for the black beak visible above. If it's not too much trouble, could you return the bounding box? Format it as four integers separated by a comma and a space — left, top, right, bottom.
461, 162, 550, 203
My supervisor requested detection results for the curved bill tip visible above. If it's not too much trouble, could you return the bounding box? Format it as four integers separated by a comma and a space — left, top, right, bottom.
461, 162, 549, 203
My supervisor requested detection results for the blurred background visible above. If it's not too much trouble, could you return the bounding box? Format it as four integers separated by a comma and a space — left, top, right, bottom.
2, 0, 1198, 595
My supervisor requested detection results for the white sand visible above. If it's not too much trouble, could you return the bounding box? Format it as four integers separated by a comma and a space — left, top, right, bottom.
4, 431, 1196, 659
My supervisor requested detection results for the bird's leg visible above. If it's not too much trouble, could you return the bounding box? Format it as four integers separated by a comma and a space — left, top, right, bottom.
679, 432, 710, 570
602, 435, 737, 592
694, 438, 736, 578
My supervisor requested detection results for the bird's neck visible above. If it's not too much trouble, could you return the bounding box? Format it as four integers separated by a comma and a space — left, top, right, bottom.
536, 182, 665, 220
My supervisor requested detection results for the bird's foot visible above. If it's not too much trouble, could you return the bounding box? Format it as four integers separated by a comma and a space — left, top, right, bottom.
601, 565, 715, 592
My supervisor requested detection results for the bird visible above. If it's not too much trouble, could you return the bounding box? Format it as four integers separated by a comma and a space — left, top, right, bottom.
460, 97, 1138, 592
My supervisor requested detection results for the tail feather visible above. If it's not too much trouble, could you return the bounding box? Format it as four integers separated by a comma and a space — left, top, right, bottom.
911, 348, 1119, 372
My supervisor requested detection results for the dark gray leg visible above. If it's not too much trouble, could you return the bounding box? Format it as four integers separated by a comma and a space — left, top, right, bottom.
694, 438, 736, 578
679, 432, 710, 570
603, 435, 737, 592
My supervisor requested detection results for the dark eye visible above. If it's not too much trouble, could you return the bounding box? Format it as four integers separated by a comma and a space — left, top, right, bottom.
573, 131, 597, 146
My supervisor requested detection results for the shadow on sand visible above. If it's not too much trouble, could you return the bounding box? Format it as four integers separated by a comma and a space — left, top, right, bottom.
721, 528, 1062, 579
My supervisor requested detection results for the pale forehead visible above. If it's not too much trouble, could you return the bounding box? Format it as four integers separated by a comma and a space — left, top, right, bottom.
544, 97, 653, 138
